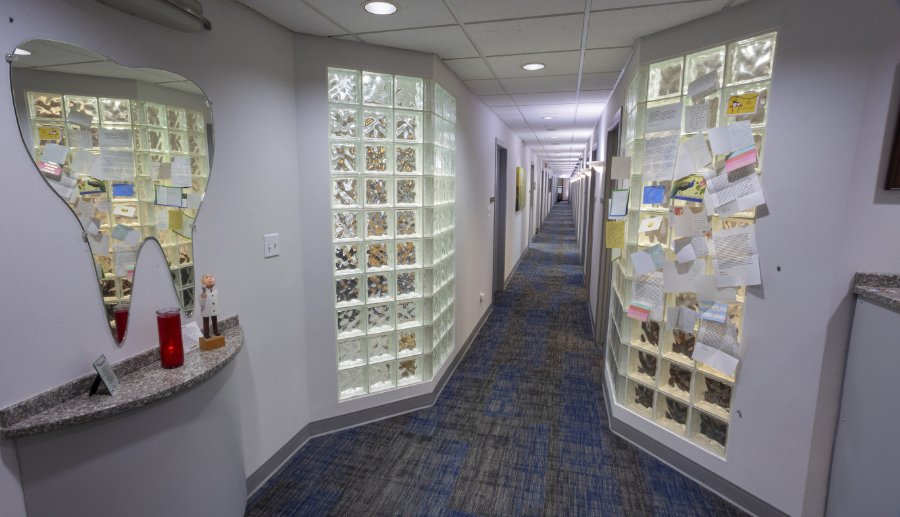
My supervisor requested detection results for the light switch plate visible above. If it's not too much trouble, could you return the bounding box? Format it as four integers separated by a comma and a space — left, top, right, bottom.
264, 234, 279, 258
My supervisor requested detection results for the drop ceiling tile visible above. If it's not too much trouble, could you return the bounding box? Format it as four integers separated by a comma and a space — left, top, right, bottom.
236, 0, 344, 35
488, 51, 582, 78
580, 71, 621, 90
590, 0, 697, 8
305, 0, 456, 33
447, 0, 586, 23
577, 102, 607, 114
479, 94, 516, 106
511, 92, 577, 105
443, 58, 494, 80
498, 113, 528, 125
582, 47, 633, 74
490, 105, 522, 115
466, 14, 585, 56
333, 35, 358, 41
362, 26, 479, 59
464, 79, 505, 96
579, 90, 612, 103
586, 1, 727, 48
518, 104, 577, 115
501, 75, 578, 94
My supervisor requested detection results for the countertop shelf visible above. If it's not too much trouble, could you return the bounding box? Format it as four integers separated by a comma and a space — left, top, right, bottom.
853, 273, 900, 312
0, 315, 243, 439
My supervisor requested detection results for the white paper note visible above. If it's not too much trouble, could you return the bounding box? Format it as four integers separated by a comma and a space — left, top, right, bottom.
156, 209, 169, 230
69, 149, 98, 176
703, 164, 765, 214
124, 228, 141, 246
113, 205, 137, 218
638, 216, 663, 233
684, 104, 710, 133
97, 149, 134, 181
663, 259, 706, 293
707, 121, 754, 155
66, 128, 93, 149
633, 271, 664, 321
692, 208, 711, 237
86, 217, 101, 235
672, 143, 695, 182
666, 306, 699, 332
74, 199, 95, 219
96, 199, 112, 213
673, 208, 693, 237
697, 301, 728, 323
98, 128, 133, 148
182, 321, 204, 354
171, 157, 191, 188
645, 102, 682, 133
631, 244, 665, 275
186, 193, 201, 209
609, 189, 629, 218
696, 275, 737, 302
610, 156, 631, 180
709, 225, 761, 287
88, 232, 109, 255
687, 71, 717, 103
41, 143, 70, 165
155, 185, 183, 207
67, 110, 93, 128
685, 133, 712, 170
674, 236, 709, 264
49, 174, 77, 200
642, 134, 679, 182
111, 224, 132, 242
113, 243, 138, 276
694, 320, 740, 376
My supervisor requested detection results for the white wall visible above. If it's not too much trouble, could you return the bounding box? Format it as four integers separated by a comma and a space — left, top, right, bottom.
587, 1, 900, 515
0, 0, 307, 511
292, 34, 537, 422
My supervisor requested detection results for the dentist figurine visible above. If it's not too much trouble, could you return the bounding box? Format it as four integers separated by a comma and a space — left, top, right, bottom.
199, 274, 225, 350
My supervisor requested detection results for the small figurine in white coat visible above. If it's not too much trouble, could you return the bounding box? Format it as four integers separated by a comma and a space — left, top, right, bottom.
200, 274, 220, 338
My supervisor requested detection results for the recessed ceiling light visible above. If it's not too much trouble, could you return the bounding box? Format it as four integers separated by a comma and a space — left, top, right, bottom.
14, 48, 31, 56
541, 116, 555, 120
362, 1, 399, 15
521, 63, 545, 71
550, 136, 559, 139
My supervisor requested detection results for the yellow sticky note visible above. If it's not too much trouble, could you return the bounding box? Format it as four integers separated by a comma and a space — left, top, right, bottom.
725, 93, 759, 116
606, 220, 625, 248
168, 210, 183, 231
38, 127, 61, 140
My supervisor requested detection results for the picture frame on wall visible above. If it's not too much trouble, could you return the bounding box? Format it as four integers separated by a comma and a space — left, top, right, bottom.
516, 166, 525, 211
886, 107, 900, 190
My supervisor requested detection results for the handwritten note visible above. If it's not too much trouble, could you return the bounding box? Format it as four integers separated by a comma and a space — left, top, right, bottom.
98, 128, 133, 148
673, 143, 695, 182
685, 103, 710, 133
707, 121, 754, 155
666, 306, 698, 332
694, 320, 740, 376
67, 110, 93, 128
174, 213, 194, 238
674, 236, 709, 264
687, 71, 717, 103
41, 143, 70, 165
156, 209, 169, 230
703, 163, 765, 215
609, 189, 629, 217
685, 132, 712, 170
696, 274, 737, 303
633, 271, 664, 321
171, 157, 191, 188
69, 149, 98, 176
663, 259, 706, 293
186, 193, 201, 209
645, 102, 682, 133
642, 134, 679, 182
631, 243, 665, 275
182, 322, 204, 354
88, 232, 110, 255
97, 149, 134, 181
66, 128, 93, 149
155, 185, 183, 207
709, 225, 761, 287
606, 220, 624, 248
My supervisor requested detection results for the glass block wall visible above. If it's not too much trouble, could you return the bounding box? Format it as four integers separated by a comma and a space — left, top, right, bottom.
328, 68, 456, 400
25, 92, 208, 329
605, 32, 777, 456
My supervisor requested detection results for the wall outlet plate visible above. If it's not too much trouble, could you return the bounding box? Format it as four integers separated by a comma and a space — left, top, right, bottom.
264, 234, 279, 258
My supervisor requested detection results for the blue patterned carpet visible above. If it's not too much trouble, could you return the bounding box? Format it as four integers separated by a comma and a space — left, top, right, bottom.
246, 205, 748, 516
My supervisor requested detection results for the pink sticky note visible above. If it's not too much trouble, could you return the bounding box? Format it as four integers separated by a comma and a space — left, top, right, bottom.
39, 161, 62, 177
628, 301, 651, 322
725, 146, 757, 172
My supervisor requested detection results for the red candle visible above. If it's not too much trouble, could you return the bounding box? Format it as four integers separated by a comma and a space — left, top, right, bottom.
156, 308, 184, 369
113, 304, 129, 344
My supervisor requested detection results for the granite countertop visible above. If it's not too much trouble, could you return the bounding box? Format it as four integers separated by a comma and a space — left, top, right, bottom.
0, 315, 243, 439
853, 273, 900, 312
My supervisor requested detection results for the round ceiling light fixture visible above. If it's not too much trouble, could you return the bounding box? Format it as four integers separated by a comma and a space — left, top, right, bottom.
550, 136, 559, 139
13, 48, 32, 56
521, 63, 545, 71
363, 1, 399, 15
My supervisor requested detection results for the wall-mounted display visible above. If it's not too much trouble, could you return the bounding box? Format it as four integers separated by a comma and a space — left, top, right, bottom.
605, 31, 777, 457
10, 39, 214, 343
516, 166, 525, 211
329, 68, 456, 400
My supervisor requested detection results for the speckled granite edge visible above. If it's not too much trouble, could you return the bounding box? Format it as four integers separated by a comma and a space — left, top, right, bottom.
0, 315, 242, 439
853, 273, 900, 311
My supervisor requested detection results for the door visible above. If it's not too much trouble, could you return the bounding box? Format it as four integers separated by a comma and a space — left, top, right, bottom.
493, 144, 508, 294
529, 163, 535, 238
596, 109, 622, 344
584, 147, 599, 291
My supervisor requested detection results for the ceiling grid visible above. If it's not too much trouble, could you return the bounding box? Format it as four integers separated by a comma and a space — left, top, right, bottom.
238, 0, 747, 175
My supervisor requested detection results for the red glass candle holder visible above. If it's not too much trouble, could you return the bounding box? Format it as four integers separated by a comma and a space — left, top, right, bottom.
156, 308, 184, 369
113, 304, 129, 344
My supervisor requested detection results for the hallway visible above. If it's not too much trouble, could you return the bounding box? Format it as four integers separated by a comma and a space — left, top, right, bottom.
246, 205, 747, 516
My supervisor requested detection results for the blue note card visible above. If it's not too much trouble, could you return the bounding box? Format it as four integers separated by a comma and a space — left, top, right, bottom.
112, 183, 134, 197
697, 301, 728, 322
643, 185, 665, 204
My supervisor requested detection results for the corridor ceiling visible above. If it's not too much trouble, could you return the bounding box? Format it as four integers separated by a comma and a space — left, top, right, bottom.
239, 0, 750, 175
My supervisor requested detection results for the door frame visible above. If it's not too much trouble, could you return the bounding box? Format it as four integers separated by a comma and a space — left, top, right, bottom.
584, 144, 599, 290
596, 108, 622, 344
492, 141, 508, 294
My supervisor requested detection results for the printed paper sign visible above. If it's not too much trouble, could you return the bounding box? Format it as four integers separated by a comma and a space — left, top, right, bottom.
725, 92, 760, 116
645, 102, 682, 133
92, 355, 120, 396
610, 156, 631, 180
606, 221, 624, 248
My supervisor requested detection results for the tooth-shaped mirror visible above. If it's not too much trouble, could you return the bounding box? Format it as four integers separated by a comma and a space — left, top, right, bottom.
10, 39, 214, 343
